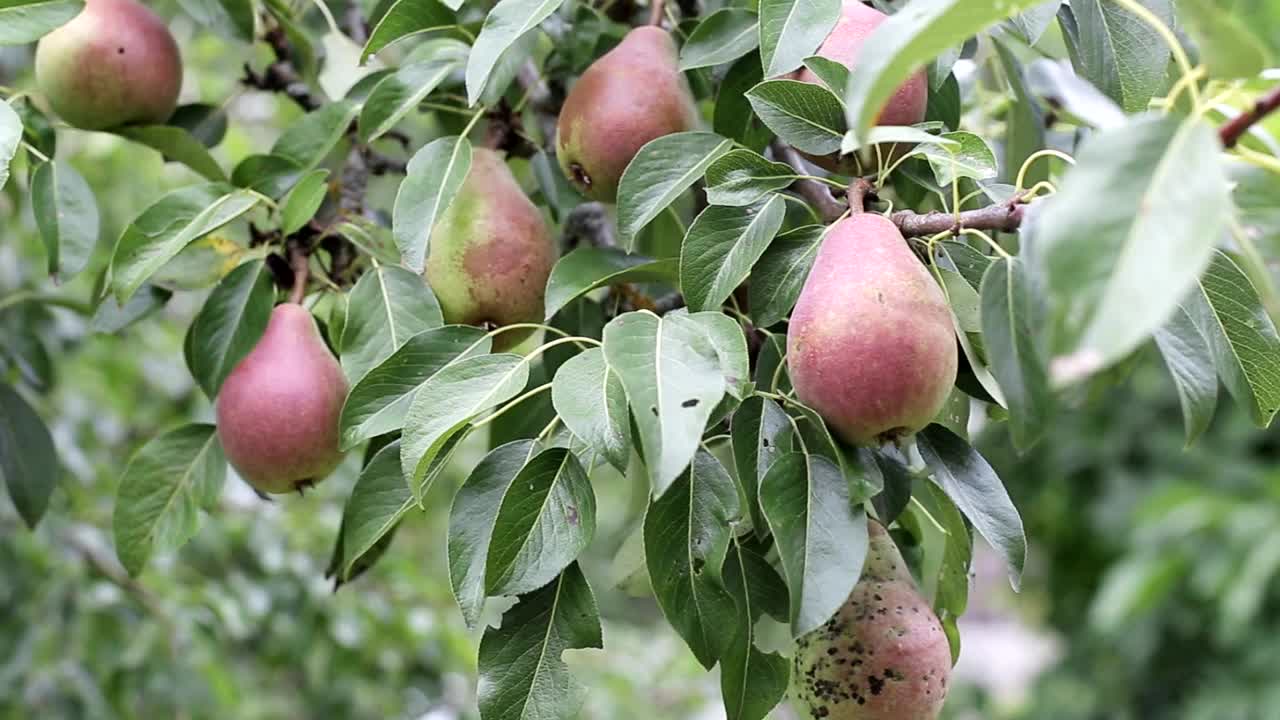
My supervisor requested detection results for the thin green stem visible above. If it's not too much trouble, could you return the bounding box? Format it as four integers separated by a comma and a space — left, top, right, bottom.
471, 382, 554, 429
22, 141, 50, 164
1014, 149, 1076, 192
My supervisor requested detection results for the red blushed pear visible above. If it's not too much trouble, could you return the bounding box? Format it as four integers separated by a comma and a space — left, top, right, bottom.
216, 303, 348, 495
35, 0, 183, 130
424, 148, 558, 351
787, 213, 957, 446
556, 26, 700, 203
792, 0, 928, 173
793, 521, 952, 720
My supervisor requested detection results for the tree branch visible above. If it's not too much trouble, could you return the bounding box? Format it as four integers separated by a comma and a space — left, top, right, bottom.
774, 141, 847, 223
1219, 83, 1280, 149
287, 240, 310, 304
892, 201, 1027, 237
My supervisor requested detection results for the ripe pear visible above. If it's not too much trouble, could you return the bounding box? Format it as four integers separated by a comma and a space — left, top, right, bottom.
35, 0, 183, 130
793, 0, 928, 173
425, 148, 557, 351
216, 303, 348, 494
793, 521, 951, 720
556, 26, 700, 202
787, 213, 956, 446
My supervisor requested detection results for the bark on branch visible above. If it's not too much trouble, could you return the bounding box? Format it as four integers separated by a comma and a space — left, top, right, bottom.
1218, 83, 1280, 149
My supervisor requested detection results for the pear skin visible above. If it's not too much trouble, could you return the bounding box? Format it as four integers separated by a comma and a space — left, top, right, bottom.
35, 0, 182, 130
793, 521, 951, 720
556, 26, 700, 202
792, 0, 928, 173
787, 213, 956, 446
216, 303, 348, 494
425, 148, 557, 350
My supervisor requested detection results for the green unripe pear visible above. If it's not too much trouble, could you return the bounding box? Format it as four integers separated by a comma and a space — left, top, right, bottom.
216, 304, 348, 494
425, 148, 558, 351
556, 26, 700, 203
793, 521, 951, 720
35, 0, 183, 130
787, 213, 956, 446
793, 0, 928, 173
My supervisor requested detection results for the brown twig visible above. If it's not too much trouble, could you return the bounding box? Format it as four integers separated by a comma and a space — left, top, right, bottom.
774, 142, 848, 223
1219, 83, 1280, 149
648, 0, 667, 26
892, 201, 1027, 237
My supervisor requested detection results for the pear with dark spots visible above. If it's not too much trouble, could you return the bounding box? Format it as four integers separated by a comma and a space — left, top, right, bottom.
216, 303, 348, 494
35, 0, 182, 130
556, 26, 700, 202
791, 0, 928, 173
424, 148, 557, 350
787, 212, 956, 446
793, 521, 951, 719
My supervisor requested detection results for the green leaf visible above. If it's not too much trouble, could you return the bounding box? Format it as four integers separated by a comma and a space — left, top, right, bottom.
271, 101, 358, 170
90, 285, 172, 334
543, 247, 678, 320
679, 8, 759, 71
680, 196, 787, 313
745, 79, 845, 155
802, 56, 849, 95
12, 96, 56, 158
176, 0, 254, 41
602, 311, 727, 495
716, 56, 772, 152
167, 104, 228, 148
684, 311, 751, 400
476, 563, 602, 720
465, 0, 565, 105
279, 169, 330, 236
401, 353, 530, 495
1004, 0, 1060, 45
338, 440, 413, 580
1064, 0, 1173, 113
993, 40, 1047, 187
340, 265, 444, 384
842, 0, 1048, 141
0, 100, 20, 189
980, 257, 1052, 451
1153, 303, 1218, 445
551, 348, 630, 473
757, 0, 839, 77
748, 224, 824, 328
730, 396, 792, 538
704, 149, 799, 207
644, 450, 741, 668
1184, 251, 1280, 427
1030, 115, 1230, 381
1178, 0, 1274, 79
449, 439, 537, 626
114, 125, 227, 182
486, 447, 596, 597
760, 452, 868, 637
393, 136, 472, 273
113, 424, 225, 576
358, 40, 468, 142
109, 184, 260, 304
361, 0, 456, 60
0, 0, 81, 45
230, 153, 305, 198
617, 132, 734, 249
31, 160, 99, 281
914, 130, 998, 186
340, 325, 488, 448
1025, 57, 1125, 129
187, 260, 275, 399
0, 383, 59, 529
720, 536, 791, 720
917, 425, 1026, 590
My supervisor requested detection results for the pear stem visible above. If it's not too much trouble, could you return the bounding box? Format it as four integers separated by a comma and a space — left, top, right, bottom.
847, 178, 873, 214
287, 243, 310, 304
647, 0, 666, 27
774, 141, 848, 223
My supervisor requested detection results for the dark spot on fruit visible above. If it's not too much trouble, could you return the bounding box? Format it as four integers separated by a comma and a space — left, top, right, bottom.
569, 162, 592, 190
117, 47, 125, 54
868, 675, 885, 695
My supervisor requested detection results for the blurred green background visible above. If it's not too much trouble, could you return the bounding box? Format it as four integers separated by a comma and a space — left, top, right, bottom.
5, 6, 1280, 720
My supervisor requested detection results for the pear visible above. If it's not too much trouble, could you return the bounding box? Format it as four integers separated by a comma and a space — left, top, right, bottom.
425, 148, 557, 351
792, 0, 928, 173
35, 0, 183, 130
793, 521, 951, 720
556, 26, 700, 202
216, 303, 348, 494
787, 213, 956, 446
